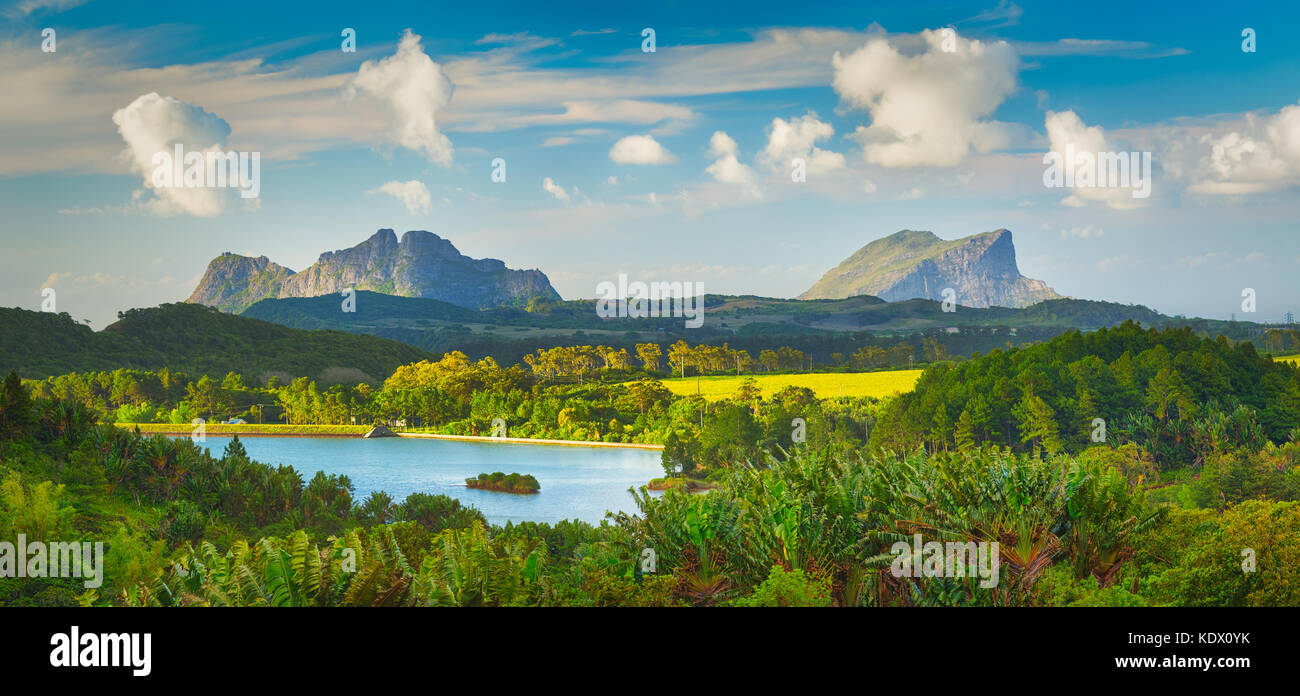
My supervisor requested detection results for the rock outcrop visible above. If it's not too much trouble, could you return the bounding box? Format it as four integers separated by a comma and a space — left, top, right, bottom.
187, 229, 561, 313
798, 229, 1061, 308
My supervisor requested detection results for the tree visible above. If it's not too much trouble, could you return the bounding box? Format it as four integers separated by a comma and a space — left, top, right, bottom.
0, 370, 36, 437
1145, 366, 1196, 423
733, 378, 761, 410
1017, 394, 1063, 454
955, 407, 977, 450
358, 490, 397, 525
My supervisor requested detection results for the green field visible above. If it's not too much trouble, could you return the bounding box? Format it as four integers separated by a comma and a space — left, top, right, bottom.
1280, 354, 1300, 365
660, 369, 923, 401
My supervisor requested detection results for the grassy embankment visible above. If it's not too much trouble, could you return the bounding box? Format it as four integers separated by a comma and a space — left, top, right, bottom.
660, 369, 923, 401
117, 423, 370, 436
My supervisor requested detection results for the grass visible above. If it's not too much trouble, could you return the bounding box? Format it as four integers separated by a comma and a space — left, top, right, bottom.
117, 423, 370, 436
659, 369, 923, 401
1278, 354, 1300, 365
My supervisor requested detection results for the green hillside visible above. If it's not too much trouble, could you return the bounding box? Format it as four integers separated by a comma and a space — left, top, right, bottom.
0, 303, 430, 383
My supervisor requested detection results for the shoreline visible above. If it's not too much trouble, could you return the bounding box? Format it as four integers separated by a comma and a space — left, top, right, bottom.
115, 424, 368, 437
396, 432, 664, 450
114, 423, 665, 450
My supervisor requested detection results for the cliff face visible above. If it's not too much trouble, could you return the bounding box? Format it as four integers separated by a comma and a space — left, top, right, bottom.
187, 229, 561, 313
185, 254, 295, 315
798, 229, 1062, 309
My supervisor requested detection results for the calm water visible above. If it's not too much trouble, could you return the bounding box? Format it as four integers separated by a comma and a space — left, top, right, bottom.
191, 436, 664, 525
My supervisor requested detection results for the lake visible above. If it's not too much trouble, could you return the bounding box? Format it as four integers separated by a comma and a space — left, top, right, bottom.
191, 436, 664, 525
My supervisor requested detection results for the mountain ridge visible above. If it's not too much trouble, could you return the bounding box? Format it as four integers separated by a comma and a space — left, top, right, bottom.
799, 228, 1062, 308
187, 229, 561, 313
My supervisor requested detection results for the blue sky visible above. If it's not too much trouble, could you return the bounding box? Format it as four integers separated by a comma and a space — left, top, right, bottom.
3, 0, 1300, 327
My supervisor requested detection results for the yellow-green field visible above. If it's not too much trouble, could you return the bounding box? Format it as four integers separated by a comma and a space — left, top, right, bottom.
660, 370, 922, 401
1280, 354, 1300, 365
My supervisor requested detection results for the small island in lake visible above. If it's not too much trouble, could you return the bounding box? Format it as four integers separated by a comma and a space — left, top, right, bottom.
466, 472, 541, 494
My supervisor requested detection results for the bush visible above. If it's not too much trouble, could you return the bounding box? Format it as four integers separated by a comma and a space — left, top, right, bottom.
163, 500, 208, 546
729, 565, 832, 607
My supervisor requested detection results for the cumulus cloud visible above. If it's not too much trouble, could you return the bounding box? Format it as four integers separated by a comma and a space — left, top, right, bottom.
1044, 110, 1150, 209
609, 134, 674, 164
1168, 103, 1300, 196
833, 28, 1019, 167
705, 131, 759, 197
348, 29, 455, 166
366, 180, 431, 213
111, 92, 236, 218
759, 112, 845, 175
542, 176, 572, 203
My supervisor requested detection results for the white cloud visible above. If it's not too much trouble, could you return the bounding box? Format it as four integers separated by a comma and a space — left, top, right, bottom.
542, 177, 572, 203
348, 29, 455, 166
366, 179, 431, 214
111, 92, 236, 218
1044, 110, 1150, 209
541, 136, 575, 147
5, 0, 87, 18
609, 134, 674, 164
759, 112, 845, 175
1097, 254, 1138, 272
833, 28, 1020, 167
1060, 225, 1104, 238
704, 131, 758, 197
1014, 38, 1188, 59
1173, 103, 1300, 195
960, 1, 1023, 28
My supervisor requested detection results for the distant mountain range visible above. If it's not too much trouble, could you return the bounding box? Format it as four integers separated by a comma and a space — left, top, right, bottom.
187, 229, 561, 313
800, 229, 1061, 308
235, 289, 1217, 367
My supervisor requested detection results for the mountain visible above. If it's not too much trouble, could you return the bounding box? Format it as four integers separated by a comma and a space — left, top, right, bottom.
798, 229, 1062, 308
185, 254, 296, 315
187, 229, 561, 313
0, 304, 430, 383
237, 288, 1223, 368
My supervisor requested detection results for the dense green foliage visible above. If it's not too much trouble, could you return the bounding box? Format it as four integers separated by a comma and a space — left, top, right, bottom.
872, 322, 1300, 468
466, 472, 541, 494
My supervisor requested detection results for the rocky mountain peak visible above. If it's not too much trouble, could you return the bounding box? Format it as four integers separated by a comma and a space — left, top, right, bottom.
187, 229, 561, 313
799, 228, 1061, 308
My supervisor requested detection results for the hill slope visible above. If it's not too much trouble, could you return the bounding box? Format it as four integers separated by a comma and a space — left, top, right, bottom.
800, 228, 1061, 308
187, 229, 561, 313
0, 304, 430, 383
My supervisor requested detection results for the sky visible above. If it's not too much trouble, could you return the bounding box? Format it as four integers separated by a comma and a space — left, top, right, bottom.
3, 0, 1300, 328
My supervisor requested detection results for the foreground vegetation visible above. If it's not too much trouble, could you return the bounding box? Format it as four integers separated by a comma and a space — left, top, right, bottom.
2, 320, 1297, 607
